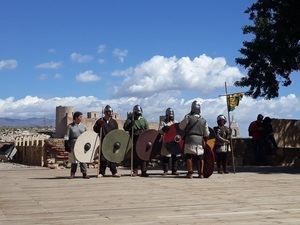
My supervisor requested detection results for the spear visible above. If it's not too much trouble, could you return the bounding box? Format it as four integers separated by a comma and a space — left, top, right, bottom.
131, 111, 134, 176
97, 107, 104, 178
225, 82, 236, 174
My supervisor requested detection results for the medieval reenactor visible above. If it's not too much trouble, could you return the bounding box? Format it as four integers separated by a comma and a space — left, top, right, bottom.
249, 114, 265, 165
179, 101, 209, 178
159, 108, 180, 175
65, 111, 89, 179
262, 116, 278, 155
214, 115, 231, 174
123, 105, 149, 177
93, 105, 120, 177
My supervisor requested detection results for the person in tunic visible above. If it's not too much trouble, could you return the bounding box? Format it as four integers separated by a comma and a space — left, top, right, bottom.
123, 105, 149, 177
213, 115, 231, 174
179, 101, 210, 178
93, 105, 120, 177
159, 108, 181, 175
262, 116, 278, 156
248, 114, 265, 165
65, 111, 89, 179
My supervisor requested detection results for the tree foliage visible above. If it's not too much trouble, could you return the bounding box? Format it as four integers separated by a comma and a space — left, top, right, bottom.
235, 0, 300, 99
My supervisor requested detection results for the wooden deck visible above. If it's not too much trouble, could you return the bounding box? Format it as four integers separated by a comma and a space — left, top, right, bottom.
0, 165, 299, 225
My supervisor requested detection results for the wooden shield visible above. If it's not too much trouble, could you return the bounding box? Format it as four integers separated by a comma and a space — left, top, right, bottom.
136, 129, 161, 161
162, 123, 185, 154
74, 131, 99, 163
102, 129, 130, 163
203, 127, 216, 178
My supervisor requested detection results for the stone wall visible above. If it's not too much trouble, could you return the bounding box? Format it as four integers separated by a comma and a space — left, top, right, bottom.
231, 138, 300, 167
43, 138, 69, 168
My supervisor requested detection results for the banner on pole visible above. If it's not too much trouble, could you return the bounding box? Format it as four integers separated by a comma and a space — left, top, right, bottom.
227, 93, 243, 111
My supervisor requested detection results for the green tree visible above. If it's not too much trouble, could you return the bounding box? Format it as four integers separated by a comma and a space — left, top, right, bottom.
235, 0, 300, 99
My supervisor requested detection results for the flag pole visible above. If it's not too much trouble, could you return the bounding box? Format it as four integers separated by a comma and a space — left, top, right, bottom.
97, 107, 104, 178
225, 82, 236, 174
131, 112, 134, 176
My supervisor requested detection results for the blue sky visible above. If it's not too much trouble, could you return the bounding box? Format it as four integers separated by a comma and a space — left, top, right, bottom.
0, 0, 299, 136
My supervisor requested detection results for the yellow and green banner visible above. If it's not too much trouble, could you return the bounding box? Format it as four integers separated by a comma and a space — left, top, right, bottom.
227, 93, 243, 111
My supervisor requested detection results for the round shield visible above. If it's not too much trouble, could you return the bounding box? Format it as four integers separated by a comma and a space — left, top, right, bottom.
74, 131, 99, 163
163, 123, 185, 154
102, 129, 131, 163
203, 127, 216, 178
136, 129, 161, 161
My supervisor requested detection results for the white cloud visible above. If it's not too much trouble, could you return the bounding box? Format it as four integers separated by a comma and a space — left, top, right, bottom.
48, 48, 56, 54
54, 73, 61, 79
76, 70, 101, 82
1, 93, 299, 137
113, 55, 243, 97
37, 73, 61, 80
70, 52, 93, 63
36, 61, 63, 69
38, 74, 48, 80
98, 58, 105, 64
113, 48, 128, 63
97, 44, 106, 53
0, 59, 18, 70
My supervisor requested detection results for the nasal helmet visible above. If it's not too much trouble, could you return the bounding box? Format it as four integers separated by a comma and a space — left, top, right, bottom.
104, 105, 113, 113
191, 100, 201, 115
133, 105, 143, 116
165, 108, 174, 120
104, 105, 113, 117
217, 114, 227, 124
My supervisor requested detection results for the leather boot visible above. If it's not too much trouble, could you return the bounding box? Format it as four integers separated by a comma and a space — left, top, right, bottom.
222, 160, 229, 174
162, 163, 168, 175
186, 159, 193, 179
171, 156, 179, 175
70, 172, 75, 179
82, 173, 90, 179
132, 170, 138, 177
197, 159, 204, 178
141, 171, 149, 177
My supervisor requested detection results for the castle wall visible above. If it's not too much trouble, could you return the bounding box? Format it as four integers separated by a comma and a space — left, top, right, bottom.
55, 106, 73, 138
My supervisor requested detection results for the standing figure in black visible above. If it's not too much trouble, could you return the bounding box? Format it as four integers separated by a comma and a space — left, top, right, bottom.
262, 117, 278, 156
93, 105, 120, 177
249, 114, 265, 165
213, 115, 231, 174
123, 105, 149, 177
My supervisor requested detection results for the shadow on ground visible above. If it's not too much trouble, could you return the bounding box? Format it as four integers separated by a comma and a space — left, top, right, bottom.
234, 166, 300, 174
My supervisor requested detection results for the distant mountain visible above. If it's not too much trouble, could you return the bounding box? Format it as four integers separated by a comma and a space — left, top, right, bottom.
0, 117, 55, 127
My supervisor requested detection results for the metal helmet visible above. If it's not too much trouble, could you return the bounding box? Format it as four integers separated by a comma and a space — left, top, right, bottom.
190, 100, 201, 115
257, 114, 263, 121
104, 105, 113, 117
165, 108, 174, 120
217, 114, 227, 124
133, 105, 143, 116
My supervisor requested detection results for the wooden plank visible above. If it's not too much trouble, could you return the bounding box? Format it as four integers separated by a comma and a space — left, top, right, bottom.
0, 165, 299, 224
